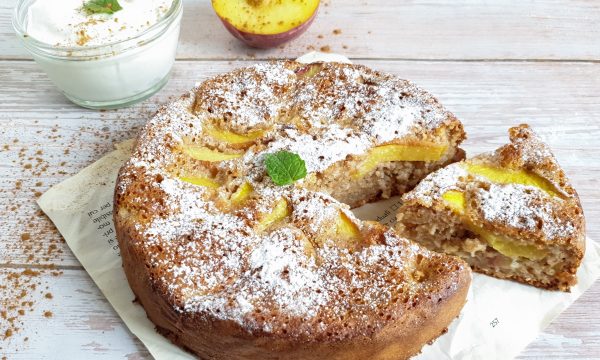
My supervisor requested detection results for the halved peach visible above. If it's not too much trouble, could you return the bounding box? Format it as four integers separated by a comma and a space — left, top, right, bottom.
212, 0, 320, 49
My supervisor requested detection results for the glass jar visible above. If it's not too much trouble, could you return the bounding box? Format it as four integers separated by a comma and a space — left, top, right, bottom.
12, 0, 183, 109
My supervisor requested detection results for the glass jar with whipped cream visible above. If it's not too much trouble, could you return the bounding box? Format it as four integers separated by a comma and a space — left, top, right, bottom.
12, 0, 183, 109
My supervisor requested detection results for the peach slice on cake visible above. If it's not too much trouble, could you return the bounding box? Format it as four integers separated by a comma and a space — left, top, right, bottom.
182, 146, 242, 162
335, 211, 361, 241
230, 181, 254, 205
204, 126, 265, 146
179, 175, 221, 188
295, 63, 323, 79
212, 0, 320, 48
352, 143, 448, 179
441, 190, 547, 260
257, 198, 291, 231
464, 163, 561, 198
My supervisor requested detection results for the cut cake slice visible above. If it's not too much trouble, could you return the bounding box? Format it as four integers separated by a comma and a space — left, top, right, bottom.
396, 124, 585, 291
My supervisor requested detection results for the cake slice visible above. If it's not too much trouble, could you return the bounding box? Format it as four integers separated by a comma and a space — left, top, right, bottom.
395, 124, 585, 291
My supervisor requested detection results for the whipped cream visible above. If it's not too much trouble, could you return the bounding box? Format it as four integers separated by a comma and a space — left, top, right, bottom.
15, 0, 182, 108
26, 0, 173, 47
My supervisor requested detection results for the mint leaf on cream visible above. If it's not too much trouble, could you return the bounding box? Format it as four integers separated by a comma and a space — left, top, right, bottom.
265, 151, 307, 186
84, 0, 123, 15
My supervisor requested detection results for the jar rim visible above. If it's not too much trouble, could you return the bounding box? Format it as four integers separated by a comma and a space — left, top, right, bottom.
12, 0, 182, 59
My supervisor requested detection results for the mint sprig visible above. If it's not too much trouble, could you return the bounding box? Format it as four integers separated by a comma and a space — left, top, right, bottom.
84, 0, 123, 15
265, 151, 307, 186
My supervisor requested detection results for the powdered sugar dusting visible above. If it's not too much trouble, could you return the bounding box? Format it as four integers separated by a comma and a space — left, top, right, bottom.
195, 62, 296, 130
505, 125, 556, 166
475, 183, 576, 240
403, 125, 583, 242
292, 66, 450, 143
404, 163, 468, 207
115, 61, 463, 337
253, 125, 370, 174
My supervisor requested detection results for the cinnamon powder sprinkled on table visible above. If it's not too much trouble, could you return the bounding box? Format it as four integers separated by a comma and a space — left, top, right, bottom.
0, 101, 155, 354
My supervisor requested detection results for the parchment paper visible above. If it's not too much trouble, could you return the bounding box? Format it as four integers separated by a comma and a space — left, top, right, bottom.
38, 53, 600, 359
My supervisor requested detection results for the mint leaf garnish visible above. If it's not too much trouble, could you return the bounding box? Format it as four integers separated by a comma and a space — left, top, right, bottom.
84, 0, 123, 15
265, 151, 307, 186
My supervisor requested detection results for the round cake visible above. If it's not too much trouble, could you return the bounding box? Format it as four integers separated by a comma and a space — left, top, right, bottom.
114, 61, 471, 359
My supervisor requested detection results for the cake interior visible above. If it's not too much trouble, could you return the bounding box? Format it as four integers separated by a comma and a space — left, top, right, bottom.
396, 203, 580, 291
304, 140, 465, 208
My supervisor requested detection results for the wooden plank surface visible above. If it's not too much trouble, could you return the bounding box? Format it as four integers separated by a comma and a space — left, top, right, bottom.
2, 0, 600, 60
0, 268, 151, 359
1, 0, 600, 358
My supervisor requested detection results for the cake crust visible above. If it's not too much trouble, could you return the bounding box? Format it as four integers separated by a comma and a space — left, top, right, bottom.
114, 61, 470, 359
118, 222, 471, 359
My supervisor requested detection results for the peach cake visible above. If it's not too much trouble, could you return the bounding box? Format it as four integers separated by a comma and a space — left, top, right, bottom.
396, 125, 585, 291
114, 61, 472, 359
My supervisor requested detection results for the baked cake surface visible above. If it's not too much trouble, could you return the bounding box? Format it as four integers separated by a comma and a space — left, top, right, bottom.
114, 61, 471, 359
396, 124, 585, 291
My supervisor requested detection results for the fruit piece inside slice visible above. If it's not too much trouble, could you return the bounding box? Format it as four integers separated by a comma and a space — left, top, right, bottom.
212, 0, 320, 35
464, 163, 561, 197
441, 190, 547, 260
205, 126, 265, 145
230, 181, 254, 205
257, 198, 290, 231
441, 190, 466, 215
335, 211, 361, 241
183, 146, 242, 162
354, 143, 447, 178
483, 232, 547, 260
179, 176, 220, 188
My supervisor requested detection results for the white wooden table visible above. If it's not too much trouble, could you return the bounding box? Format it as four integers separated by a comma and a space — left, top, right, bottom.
1, 0, 599, 358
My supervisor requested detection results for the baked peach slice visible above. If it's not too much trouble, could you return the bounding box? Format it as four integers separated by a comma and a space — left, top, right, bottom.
212, 0, 320, 49
179, 175, 221, 188
295, 63, 323, 79
464, 163, 561, 197
257, 198, 291, 231
353, 143, 448, 179
335, 211, 361, 242
230, 181, 254, 205
309, 210, 362, 250
183, 146, 242, 162
442, 190, 547, 260
204, 126, 265, 146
